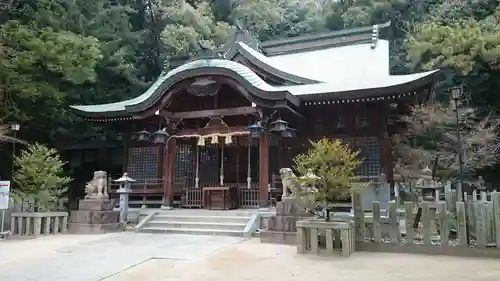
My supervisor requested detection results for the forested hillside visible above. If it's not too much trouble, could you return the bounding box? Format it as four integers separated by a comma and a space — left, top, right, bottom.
1, 0, 500, 177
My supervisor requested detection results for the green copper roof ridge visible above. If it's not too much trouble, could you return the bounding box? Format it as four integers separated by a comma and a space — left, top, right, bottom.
261, 21, 391, 48
71, 58, 289, 115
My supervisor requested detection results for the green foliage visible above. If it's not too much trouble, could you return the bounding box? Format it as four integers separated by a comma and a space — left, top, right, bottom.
293, 138, 362, 208
0, 20, 101, 104
393, 102, 500, 181
0, 0, 434, 150
4, 0, 500, 183
158, 1, 235, 58
13, 143, 72, 210
405, 1, 500, 107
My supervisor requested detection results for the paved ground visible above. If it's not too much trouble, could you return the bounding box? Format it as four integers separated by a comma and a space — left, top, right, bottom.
0, 233, 244, 281
1, 233, 500, 281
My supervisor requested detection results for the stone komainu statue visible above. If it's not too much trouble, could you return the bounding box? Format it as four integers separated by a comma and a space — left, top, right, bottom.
85, 171, 109, 199
279, 168, 320, 199
279, 168, 299, 198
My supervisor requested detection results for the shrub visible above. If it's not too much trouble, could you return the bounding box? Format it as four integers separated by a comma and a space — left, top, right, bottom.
293, 138, 362, 221
13, 143, 72, 211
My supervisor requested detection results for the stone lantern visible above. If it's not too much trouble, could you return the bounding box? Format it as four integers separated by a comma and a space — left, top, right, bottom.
115, 173, 135, 224
417, 166, 438, 202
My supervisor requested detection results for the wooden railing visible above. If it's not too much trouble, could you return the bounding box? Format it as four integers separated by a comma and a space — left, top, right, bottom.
109, 178, 164, 208
182, 188, 203, 208
239, 186, 260, 208
180, 183, 261, 208
105, 177, 276, 209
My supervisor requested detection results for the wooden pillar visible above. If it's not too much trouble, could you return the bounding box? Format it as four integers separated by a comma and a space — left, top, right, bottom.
162, 138, 176, 208
157, 145, 165, 179
379, 104, 393, 184
122, 131, 130, 174
259, 131, 269, 207
379, 134, 393, 182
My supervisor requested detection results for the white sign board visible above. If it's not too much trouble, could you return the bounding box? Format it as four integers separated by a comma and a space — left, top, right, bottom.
0, 181, 11, 210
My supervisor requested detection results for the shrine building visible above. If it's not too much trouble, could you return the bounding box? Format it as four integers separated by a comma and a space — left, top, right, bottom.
70, 21, 438, 210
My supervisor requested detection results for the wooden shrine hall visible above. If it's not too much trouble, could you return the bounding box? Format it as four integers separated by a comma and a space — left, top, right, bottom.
70, 21, 439, 210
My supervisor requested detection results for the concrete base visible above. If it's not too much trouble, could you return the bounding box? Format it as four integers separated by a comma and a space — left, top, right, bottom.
69, 198, 120, 234
259, 199, 269, 208
78, 199, 114, 211
68, 222, 122, 234
259, 230, 296, 245
260, 197, 312, 243
356, 241, 500, 259
70, 210, 119, 224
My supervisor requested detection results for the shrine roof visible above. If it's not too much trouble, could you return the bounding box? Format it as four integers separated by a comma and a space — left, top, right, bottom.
70, 21, 439, 118
281, 70, 439, 98
70, 59, 294, 116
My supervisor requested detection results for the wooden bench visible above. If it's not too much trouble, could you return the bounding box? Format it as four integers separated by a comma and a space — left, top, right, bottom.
296, 219, 355, 257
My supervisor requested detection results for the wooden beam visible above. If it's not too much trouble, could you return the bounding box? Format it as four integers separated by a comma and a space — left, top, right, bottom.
160, 106, 257, 119
177, 126, 249, 136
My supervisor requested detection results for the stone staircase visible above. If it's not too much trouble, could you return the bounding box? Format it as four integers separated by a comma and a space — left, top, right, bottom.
137, 210, 258, 237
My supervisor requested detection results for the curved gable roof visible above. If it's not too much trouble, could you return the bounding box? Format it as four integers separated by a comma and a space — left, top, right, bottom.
71, 59, 297, 117
233, 42, 321, 84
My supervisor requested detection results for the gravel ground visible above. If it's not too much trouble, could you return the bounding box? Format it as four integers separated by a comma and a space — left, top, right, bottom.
1, 233, 500, 281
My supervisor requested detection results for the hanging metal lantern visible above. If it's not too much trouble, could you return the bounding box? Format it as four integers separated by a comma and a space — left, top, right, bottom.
136, 130, 151, 142
248, 121, 264, 138
281, 126, 296, 139
359, 116, 369, 128
116, 133, 123, 141
224, 135, 232, 145
269, 119, 288, 133
336, 117, 345, 129
211, 135, 219, 144
151, 129, 169, 145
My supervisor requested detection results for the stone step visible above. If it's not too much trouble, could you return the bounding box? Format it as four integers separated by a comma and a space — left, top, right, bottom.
156, 210, 256, 216
153, 215, 251, 223
146, 220, 247, 231
139, 227, 245, 237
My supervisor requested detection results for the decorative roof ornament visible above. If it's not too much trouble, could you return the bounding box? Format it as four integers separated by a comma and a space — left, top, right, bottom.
371, 24, 379, 49
197, 136, 205, 147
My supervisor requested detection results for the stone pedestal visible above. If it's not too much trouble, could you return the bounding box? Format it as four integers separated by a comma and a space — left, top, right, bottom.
68, 199, 121, 234
260, 197, 312, 245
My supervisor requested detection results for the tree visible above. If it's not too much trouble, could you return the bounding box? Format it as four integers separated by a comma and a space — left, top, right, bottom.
156, 0, 235, 61
13, 143, 72, 210
405, 2, 500, 106
231, 0, 326, 40
0, 0, 103, 145
293, 138, 362, 221
393, 101, 500, 182
0, 0, 157, 147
